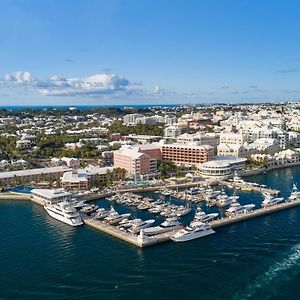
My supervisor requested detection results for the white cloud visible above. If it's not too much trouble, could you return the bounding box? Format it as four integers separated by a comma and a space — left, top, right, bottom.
4, 71, 140, 97
4, 71, 36, 84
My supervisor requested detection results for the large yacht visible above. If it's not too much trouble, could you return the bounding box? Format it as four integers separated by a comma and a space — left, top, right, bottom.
44, 201, 83, 226
143, 217, 181, 236
170, 221, 215, 242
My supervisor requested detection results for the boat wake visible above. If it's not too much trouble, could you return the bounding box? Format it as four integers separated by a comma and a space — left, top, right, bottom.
234, 244, 300, 299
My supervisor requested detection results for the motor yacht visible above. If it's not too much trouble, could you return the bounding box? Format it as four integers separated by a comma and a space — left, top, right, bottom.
288, 184, 300, 202
44, 201, 83, 226
216, 194, 232, 207
128, 219, 155, 234
93, 208, 110, 220
170, 221, 215, 242
262, 194, 285, 208
80, 204, 99, 215
143, 217, 181, 236
107, 212, 131, 225
243, 204, 255, 211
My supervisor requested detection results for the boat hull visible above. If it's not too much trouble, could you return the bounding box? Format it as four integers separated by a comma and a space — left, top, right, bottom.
44, 206, 83, 227
171, 228, 215, 242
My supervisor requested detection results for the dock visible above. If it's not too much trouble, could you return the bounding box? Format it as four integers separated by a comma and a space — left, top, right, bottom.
219, 180, 280, 195
84, 218, 174, 248
209, 199, 300, 229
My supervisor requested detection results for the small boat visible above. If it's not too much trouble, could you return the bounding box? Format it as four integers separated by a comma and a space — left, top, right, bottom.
171, 221, 215, 242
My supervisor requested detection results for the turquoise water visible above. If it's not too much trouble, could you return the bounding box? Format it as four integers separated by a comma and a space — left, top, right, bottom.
8, 185, 33, 194
1, 167, 300, 299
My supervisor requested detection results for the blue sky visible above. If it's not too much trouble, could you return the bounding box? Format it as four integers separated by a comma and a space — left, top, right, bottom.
1, 0, 300, 105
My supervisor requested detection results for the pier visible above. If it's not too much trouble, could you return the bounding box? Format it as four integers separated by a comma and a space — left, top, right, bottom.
209, 199, 300, 229
219, 180, 280, 195
84, 218, 174, 248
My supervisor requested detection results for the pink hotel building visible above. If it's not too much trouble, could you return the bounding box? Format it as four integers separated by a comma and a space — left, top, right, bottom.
114, 143, 214, 179
113, 146, 159, 180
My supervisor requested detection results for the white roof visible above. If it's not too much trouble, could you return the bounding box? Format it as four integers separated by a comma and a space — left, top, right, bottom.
61, 171, 88, 183
0, 166, 71, 179
31, 188, 72, 199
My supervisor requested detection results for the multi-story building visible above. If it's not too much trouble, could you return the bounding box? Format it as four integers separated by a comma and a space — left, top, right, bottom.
161, 143, 214, 165
113, 146, 159, 180
164, 126, 182, 139
123, 114, 144, 125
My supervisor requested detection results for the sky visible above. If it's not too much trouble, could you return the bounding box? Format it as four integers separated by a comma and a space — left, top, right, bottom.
1, 0, 300, 106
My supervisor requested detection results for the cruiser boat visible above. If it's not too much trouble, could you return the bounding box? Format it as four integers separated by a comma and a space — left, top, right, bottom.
106, 212, 131, 225
80, 204, 99, 215
93, 208, 110, 220
243, 204, 256, 211
170, 221, 215, 242
176, 206, 192, 217
191, 210, 219, 225
225, 202, 244, 216
44, 201, 83, 226
143, 217, 181, 236
262, 194, 285, 208
128, 219, 155, 234
288, 184, 300, 202
216, 194, 232, 207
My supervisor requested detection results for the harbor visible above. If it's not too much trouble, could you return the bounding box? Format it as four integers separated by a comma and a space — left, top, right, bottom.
0, 176, 298, 248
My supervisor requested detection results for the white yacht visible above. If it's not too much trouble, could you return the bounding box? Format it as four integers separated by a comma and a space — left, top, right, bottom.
44, 201, 83, 226
170, 221, 215, 242
128, 219, 155, 234
143, 217, 181, 236
191, 209, 219, 225
176, 206, 192, 217
106, 212, 131, 225
243, 204, 255, 211
225, 201, 244, 216
262, 194, 284, 208
93, 208, 110, 220
80, 204, 99, 215
216, 194, 232, 207
288, 184, 300, 202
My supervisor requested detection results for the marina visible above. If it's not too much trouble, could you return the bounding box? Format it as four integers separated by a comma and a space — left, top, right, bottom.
3, 177, 298, 248
2, 177, 300, 248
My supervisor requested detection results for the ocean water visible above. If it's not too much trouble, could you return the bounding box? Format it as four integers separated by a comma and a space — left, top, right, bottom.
1, 167, 300, 299
0, 104, 177, 111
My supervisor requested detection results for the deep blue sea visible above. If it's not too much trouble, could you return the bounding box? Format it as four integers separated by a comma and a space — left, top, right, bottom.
1, 166, 300, 299
0, 104, 178, 111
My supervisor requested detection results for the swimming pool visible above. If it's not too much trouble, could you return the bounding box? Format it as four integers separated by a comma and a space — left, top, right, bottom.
8, 186, 33, 194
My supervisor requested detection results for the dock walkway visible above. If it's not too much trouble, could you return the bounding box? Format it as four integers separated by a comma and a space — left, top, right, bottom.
209, 199, 300, 228
84, 218, 174, 248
